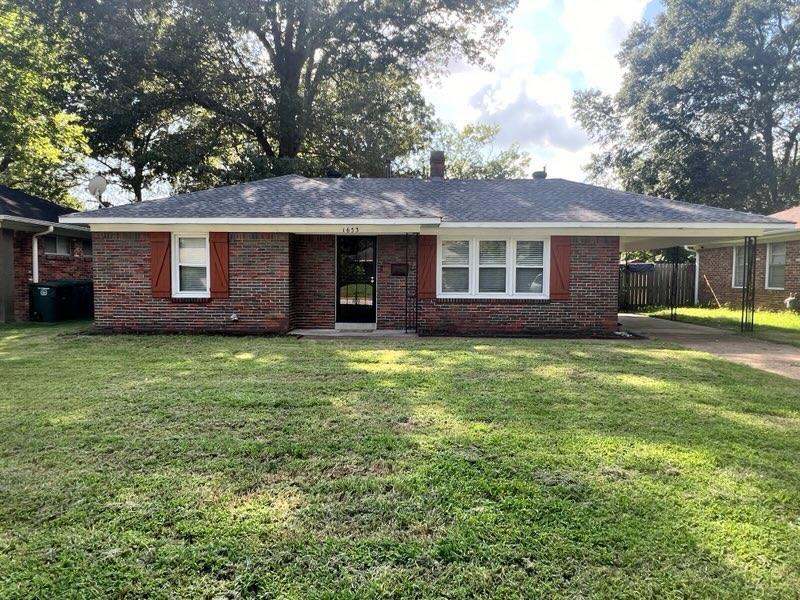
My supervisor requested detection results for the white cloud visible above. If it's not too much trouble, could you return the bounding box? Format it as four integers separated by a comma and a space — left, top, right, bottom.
421, 0, 655, 182
558, 0, 652, 91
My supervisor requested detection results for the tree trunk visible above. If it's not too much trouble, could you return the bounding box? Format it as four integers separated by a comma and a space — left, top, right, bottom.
274, 52, 305, 163
131, 164, 144, 203
0, 155, 11, 173
762, 112, 780, 212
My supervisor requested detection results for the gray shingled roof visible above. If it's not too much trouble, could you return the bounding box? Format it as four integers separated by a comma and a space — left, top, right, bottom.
64, 175, 789, 225
1, 185, 75, 223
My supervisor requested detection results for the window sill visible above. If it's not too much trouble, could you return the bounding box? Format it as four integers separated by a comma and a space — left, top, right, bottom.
434, 297, 551, 304
765, 287, 785, 291
43, 254, 74, 260
170, 296, 212, 304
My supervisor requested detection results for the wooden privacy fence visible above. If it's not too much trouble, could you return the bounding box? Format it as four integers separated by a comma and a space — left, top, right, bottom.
619, 263, 695, 310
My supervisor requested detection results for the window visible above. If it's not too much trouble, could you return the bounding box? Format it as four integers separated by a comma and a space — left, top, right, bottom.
732, 246, 745, 288
479, 240, 506, 293
441, 240, 470, 293
81, 240, 93, 257
43, 235, 71, 256
172, 234, 209, 297
766, 243, 786, 289
515, 240, 545, 294
438, 237, 549, 298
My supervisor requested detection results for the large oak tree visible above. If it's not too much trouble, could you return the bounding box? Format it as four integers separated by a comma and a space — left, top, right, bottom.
574, 0, 800, 214
36, 0, 516, 201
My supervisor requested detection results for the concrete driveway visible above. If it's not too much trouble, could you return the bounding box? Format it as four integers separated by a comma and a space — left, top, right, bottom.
619, 313, 800, 381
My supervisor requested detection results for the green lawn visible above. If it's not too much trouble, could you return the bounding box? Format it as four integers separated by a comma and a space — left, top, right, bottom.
646, 306, 800, 347
1, 323, 799, 598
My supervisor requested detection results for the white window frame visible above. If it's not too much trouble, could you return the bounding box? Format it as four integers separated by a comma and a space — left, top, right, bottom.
477, 239, 509, 295
44, 235, 72, 256
171, 233, 210, 298
765, 242, 786, 290
436, 236, 550, 299
731, 246, 744, 289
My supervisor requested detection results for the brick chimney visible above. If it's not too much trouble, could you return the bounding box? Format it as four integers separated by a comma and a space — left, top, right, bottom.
430, 151, 445, 179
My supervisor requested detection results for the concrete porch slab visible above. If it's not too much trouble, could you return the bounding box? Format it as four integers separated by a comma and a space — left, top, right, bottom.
288, 328, 417, 338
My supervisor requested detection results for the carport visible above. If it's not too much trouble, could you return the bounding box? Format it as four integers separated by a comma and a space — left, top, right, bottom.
620, 224, 790, 332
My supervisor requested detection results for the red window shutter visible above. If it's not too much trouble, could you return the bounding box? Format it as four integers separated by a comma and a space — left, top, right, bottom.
149, 232, 171, 298
418, 235, 437, 299
210, 232, 229, 298
550, 236, 571, 300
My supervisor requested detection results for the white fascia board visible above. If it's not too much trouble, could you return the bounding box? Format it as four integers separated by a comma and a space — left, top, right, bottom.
690, 228, 800, 250
438, 221, 794, 230
59, 215, 441, 225
0, 214, 91, 234
80, 222, 433, 234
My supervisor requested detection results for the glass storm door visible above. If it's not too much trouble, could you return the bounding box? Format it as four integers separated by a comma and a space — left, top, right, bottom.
336, 236, 377, 323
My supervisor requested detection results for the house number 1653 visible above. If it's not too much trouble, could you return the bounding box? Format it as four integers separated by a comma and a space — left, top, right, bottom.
342, 226, 359, 234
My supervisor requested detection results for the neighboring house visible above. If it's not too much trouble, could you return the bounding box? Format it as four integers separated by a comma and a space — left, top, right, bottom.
694, 206, 800, 309
61, 155, 792, 335
0, 186, 93, 323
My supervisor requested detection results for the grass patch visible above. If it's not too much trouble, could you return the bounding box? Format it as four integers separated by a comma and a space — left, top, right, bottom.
646, 306, 800, 347
1, 323, 799, 598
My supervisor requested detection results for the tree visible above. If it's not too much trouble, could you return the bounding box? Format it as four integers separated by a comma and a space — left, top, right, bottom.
39, 0, 513, 201
303, 69, 433, 177
395, 122, 531, 179
574, 0, 800, 214
165, 0, 517, 167
0, 1, 87, 206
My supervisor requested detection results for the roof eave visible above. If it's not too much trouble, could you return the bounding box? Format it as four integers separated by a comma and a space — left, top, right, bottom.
1, 214, 91, 235
59, 216, 443, 226
438, 220, 794, 229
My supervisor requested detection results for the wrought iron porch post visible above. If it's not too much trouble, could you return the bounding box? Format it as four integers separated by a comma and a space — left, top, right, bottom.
740, 237, 757, 333
669, 246, 680, 320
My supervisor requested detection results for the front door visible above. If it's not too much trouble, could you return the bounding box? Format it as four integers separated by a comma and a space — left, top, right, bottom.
336, 236, 377, 324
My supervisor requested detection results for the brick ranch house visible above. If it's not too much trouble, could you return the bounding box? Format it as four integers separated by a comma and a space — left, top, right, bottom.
61, 158, 792, 335
1, 185, 93, 323
693, 205, 800, 310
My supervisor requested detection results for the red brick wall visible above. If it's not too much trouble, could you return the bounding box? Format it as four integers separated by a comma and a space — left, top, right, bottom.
377, 235, 417, 330
93, 232, 619, 336
417, 236, 620, 336
13, 231, 93, 321
698, 241, 800, 309
290, 235, 335, 328
93, 232, 291, 333
288, 234, 417, 330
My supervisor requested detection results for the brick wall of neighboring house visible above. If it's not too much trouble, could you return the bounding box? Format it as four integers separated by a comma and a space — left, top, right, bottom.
377, 235, 417, 330
93, 232, 291, 333
698, 240, 800, 309
418, 236, 620, 336
290, 234, 336, 328
12, 231, 93, 321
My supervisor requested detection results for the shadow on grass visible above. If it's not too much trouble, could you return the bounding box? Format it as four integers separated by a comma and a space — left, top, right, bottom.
0, 326, 798, 597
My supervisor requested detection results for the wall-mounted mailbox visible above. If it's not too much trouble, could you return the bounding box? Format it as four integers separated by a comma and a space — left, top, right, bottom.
391, 263, 409, 277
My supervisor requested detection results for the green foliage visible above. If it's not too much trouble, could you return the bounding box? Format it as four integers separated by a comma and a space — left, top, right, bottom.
0, 1, 87, 206
40, 0, 515, 201
574, 0, 800, 214
395, 122, 531, 179
0, 323, 799, 597
623, 247, 695, 264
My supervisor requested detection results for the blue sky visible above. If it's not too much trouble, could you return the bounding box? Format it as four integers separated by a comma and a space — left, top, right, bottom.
422, 0, 664, 181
